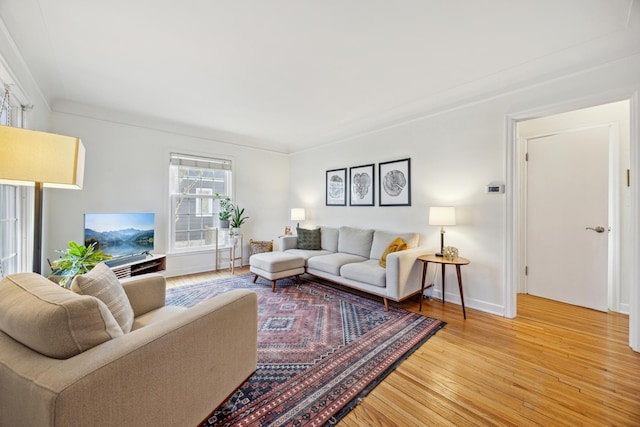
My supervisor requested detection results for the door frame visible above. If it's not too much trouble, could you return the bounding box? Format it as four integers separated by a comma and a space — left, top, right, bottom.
504, 90, 640, 352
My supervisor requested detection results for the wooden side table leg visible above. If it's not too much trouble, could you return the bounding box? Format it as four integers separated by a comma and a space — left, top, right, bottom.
456, 264, 466, 319
441, 264, 446, 305
420, 261, 428, 312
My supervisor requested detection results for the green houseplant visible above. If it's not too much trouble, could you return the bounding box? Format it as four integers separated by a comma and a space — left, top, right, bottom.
48, 241, 112, 288
230, 205, 249, 230
216, 193, 233, 228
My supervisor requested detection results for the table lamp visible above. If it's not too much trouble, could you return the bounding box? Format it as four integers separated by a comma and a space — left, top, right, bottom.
291, 208, 305, 229
429, 206, 456, 257
0, 125, 85, 273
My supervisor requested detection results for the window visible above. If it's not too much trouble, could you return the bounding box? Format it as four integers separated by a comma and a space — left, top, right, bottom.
0, 84, 30, 276
169, 153, 232, 251
0, 185, 18, 276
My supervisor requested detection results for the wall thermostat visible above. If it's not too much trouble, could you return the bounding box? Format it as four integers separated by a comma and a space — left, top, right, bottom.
485, 184, 505, 194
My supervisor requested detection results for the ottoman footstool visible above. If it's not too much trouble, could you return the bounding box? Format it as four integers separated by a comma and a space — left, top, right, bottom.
249, 252, 306, 291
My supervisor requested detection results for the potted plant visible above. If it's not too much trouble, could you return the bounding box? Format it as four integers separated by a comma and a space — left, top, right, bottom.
230, 205, 249, 235
48, 241, 112, 288
216, 193, 233, 229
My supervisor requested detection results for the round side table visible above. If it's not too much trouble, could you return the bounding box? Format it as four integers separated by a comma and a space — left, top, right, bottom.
417, 254, 470, 319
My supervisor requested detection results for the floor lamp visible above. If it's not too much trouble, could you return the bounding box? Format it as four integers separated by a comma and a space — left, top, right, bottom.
0, 125, 85, 274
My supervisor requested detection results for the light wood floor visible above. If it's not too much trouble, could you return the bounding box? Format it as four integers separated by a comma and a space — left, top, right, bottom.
167, 268, 640, 426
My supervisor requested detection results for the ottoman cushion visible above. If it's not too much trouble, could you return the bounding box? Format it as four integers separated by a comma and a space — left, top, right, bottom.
250, 252, 305, 273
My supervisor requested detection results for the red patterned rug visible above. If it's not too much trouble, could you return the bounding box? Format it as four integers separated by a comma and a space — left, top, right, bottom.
166, 274, 445, 426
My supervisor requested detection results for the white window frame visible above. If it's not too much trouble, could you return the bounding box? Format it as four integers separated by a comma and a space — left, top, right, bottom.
0, 78, 32, 276
169, 153, 233, 253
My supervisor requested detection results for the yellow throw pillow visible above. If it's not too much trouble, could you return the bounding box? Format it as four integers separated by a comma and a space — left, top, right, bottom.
379, 237, 408, 268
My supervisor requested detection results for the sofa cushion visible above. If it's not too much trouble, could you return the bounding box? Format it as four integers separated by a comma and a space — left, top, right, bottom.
307, 252, 368, 276
378, 237, 408, 268
338, 226, 374, 258
370, 230, 419, 260
320, 226, 339, 252
0, 273, 123, 359
71, 262, 135, 333
341, 260, 387, 288
297, 227, 322, 250
283, 248, 333, 264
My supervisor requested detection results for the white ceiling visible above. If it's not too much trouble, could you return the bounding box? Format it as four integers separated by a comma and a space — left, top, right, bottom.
0, 0, 639, 153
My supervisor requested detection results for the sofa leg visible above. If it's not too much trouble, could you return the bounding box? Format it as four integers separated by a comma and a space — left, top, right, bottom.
253, 274, 258, 283
383, 298, 389, 311
271, 280, 276, 292
296, 275, 301, 284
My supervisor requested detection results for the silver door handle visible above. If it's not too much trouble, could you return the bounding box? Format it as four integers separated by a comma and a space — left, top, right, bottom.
585, 226, 606, 233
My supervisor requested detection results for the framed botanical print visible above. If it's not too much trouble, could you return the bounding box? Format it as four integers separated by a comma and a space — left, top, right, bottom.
349, 164, 374, 206
326, 168, 347, 206
379, 158, 411, 206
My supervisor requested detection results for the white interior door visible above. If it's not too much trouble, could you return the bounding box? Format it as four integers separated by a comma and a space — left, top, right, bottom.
526, 126, 609, 312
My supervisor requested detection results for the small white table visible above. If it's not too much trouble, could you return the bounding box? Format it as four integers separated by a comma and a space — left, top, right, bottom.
214, 233, 243, 273
228, 235, 243, 274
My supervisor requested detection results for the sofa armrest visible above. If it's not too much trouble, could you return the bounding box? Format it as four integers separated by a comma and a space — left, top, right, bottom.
121, 273, 167, 318
279, 235, 298, 251
1, 289, 258, 427
385, 246, 428, 300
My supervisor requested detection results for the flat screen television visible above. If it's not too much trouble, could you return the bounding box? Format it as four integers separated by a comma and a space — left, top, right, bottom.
84, 212, 155, 258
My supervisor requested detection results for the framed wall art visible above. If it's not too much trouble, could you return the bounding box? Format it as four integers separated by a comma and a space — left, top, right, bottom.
349, 164, 374, 206
326, 168, 347, 206
379, 158, 411, 206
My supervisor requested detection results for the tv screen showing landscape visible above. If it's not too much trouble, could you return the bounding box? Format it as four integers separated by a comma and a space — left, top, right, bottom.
84, 212, 155, 257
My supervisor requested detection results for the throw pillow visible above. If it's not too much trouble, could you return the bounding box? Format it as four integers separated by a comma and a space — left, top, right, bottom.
71, 262, 135, 333
378, 237, 408, 268
297, 227, 321, 250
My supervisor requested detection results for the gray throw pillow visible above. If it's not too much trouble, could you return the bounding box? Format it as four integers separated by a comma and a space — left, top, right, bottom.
297, 227, 321, 250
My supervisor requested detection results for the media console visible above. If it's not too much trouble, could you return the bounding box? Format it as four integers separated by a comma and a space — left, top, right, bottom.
108, 253, 166, 279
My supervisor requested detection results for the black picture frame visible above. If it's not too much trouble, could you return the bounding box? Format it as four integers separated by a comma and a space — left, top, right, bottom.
326, 168, 347, 206
379, 158, 411, 206
349, 164, 375, 206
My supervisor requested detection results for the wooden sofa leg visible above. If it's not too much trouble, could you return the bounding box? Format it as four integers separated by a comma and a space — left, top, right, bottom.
296, 275, 301, 284
383, 298, 389, 311
253, 274, 258, 283
271, 280, 276, 292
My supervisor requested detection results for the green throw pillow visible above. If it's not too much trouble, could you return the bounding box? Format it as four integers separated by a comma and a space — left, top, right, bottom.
297, 227, 321, 250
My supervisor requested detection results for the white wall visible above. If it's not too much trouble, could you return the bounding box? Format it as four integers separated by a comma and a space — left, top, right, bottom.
289, 54, 640, 317
44, 113, 289, 277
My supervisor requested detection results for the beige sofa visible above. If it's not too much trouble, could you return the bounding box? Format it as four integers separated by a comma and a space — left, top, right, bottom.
0, 269, 258, 427
280, 226, 427, 310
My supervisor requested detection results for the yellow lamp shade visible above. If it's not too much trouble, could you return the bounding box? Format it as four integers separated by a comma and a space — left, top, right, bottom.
0, 125, 85, 189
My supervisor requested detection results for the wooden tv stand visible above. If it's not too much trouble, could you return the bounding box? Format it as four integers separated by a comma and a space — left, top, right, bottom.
109, 254, 166, 279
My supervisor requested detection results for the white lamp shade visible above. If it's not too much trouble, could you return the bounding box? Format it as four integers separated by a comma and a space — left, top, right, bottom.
429, 206, 456, 226
290, 208, 306, 221
0, 125, 85, 189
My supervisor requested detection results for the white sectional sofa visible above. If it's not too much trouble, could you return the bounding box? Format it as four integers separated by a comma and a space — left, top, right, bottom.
280, 226, 427, 310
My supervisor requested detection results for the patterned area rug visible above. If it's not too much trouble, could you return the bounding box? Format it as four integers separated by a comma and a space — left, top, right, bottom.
166, 274, 445, 426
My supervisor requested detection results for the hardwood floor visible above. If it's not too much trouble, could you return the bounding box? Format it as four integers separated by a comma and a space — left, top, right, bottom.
167, 268, 640, 426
